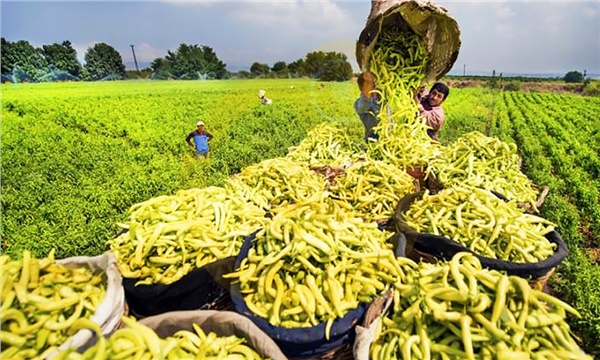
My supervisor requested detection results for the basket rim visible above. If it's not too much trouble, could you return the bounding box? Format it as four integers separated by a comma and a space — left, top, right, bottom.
356, 0, 462, 83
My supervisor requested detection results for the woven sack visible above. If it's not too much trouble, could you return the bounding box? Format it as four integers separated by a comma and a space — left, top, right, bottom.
47, 252, 125, 359
352, 290, 394, 360
390, 191, 568, 288
230, 230, 369, 359
139, 309, 288, 360
356, 0, 461, 84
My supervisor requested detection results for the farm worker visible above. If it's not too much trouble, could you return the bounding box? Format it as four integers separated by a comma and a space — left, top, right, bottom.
186, 120, 213, 158
355, 71, 450, 141
258, 89, 272, 105
414, 82, 450, 141
354, 71, 387, 142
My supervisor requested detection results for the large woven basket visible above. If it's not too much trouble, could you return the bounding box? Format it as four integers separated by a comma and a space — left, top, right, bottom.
356, 0, 461, 84
405, 238, 556, 291
391, 192, 567, 292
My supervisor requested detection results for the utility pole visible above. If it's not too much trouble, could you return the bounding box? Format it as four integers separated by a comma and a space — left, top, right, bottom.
463, 64, 466, 76
130, 45, 139, 72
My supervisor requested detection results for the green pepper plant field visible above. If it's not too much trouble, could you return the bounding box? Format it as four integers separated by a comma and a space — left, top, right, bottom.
2, 79, 599, 354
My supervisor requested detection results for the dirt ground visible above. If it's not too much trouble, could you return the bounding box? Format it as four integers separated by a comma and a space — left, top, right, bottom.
444, 79, 584, 94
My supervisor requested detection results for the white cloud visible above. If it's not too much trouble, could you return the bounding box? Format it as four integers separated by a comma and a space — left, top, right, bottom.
541, 6, 565, 25
534, 3, 584, 35
491, 3, 516, 37
494, 22, 514, 37
494, 3, 516, 19
442, 2, 515, 36
230, 1, 355, 37
584, 4, 598, 18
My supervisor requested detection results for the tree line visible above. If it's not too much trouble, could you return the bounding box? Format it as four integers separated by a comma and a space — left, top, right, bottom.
1, 38, 353, 83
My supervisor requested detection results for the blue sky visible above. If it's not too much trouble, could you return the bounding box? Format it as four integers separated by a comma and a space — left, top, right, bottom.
1, 1, 599, 76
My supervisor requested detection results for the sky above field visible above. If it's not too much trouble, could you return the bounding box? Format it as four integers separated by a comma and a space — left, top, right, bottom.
1, 0, 599, 77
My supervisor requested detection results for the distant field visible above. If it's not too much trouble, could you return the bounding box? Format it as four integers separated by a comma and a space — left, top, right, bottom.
2, 79, 599, 353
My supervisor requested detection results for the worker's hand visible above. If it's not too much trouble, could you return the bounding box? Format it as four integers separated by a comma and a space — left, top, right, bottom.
412, 86, 424, 101
359, 71, 376, 98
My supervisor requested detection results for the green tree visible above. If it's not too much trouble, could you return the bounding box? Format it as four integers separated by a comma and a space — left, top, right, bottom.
1, 37, 14, 74
250, 62, 270, 77
1, 38, 48, 82
82, 43, 126, 81
152, 44, 227, 80
287, 59, 305, 78
271, 61, 287, 72
149, 58, 173, 79
302, 51, 328, 78
318, 52, 353, 81
232, 70, 251, 79
41, 40, 82, 78
300, 51, 353, 81
564, 70, 584, 83
271, 61, 289, 78
200, 46, 227, 79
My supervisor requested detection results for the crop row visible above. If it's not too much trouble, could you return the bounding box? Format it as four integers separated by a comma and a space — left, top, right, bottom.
508, 92, 600, 236
495, 91, 599, 354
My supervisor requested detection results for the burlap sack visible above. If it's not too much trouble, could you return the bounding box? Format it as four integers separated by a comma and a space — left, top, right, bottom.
140, 310, 288, 360
356, 0, 461, 84
47, 252, 125, 359
352, 290, 394, 360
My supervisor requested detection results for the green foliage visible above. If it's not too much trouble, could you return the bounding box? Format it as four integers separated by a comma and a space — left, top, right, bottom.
503, 81, 521, 92
287, 59, 304, 77
301, 51, 353, 81
271, 61, 287, 73
302, 51, 328, 78
1, 38, 48, 81
82, 43, 126, 81
487, 69, 503, 89
564, 70, 584, 83
318, 54, 353, 82
41, 41, 82, 78
231, 71, 251, 79
439, 87, 496, 143
498, 90, 600, 355
250, 62, 270, 77
151, 44, 227, 80
150, 58, 172, 79
582, 80, 600, 96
